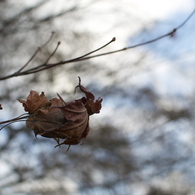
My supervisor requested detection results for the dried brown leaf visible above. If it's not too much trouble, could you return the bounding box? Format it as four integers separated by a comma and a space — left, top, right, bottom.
19, 78, 102, 151
18, 90, 51, 114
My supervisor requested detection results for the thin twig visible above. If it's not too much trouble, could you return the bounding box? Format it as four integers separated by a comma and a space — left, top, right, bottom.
16, 47, 41, 73
0, 120, 27, 131
72, 8, 195, 60
44, 41, 61, 64
16, 32, 55, 73
67, 37, 116, 61
0, 113, 29, 126
0, 9, 194, 80
0, 113, 31, 130
41, 31, 55, 48
176, 8, 195, 29
8, 37, 116, 75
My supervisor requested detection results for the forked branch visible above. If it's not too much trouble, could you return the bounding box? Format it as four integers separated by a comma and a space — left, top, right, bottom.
0, 8, 194, 81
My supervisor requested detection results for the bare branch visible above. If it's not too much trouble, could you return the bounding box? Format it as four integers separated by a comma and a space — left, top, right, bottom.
78, 8, 195, 60
0, 9, 194, 81
16, 32, 55, 73
0, 36, 116, 79
44, 41, 61, 64
0, 113, 30, 130
16, 47, 41, 73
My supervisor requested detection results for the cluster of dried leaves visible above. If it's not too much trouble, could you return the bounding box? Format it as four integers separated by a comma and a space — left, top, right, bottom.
0, 10, 194, 151
18, 77, 102, 151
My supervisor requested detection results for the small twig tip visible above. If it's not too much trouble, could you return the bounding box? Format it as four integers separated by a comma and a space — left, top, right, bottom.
78, 76, 81, 85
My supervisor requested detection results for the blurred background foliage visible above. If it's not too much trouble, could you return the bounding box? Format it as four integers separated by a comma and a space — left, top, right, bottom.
0, 0, 195, 194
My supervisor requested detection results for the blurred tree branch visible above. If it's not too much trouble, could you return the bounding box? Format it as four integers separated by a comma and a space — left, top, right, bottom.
0, 0, 78, 36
